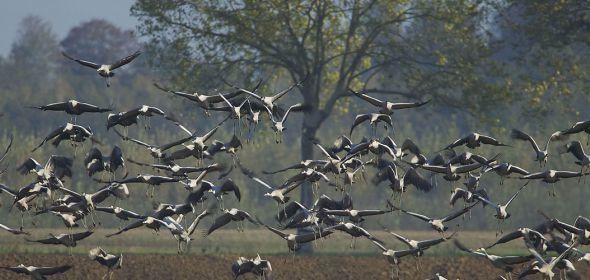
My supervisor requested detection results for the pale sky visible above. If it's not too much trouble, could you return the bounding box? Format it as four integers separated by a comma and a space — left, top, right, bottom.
0, 0, 138, 56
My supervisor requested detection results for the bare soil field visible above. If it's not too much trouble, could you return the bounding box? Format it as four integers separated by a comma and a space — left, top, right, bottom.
0, 229, 587, 279
0, 254, 587, 279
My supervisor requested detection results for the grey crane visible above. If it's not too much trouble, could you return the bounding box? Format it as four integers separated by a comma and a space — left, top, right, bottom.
29, 99, 110, 123
151, 213, 211, 253
45, 186, 114, 228
57, 185, 122, 212
26, 230, 93, 252
165, 125, 222, 162
518, 234, 579, 280
394, 202, 479, 232
446, 151, 491, 166
550, 216, 590, 245
415, 159, 492, 182
428, 273, 449, 280
461, 172, 481, 190
349, 113, 393, 137
106, 216, 166, 238
545, 240, 577, 260
381, 136, 405, 158
321, 208, 392, 224
384, 166, 433, 205
116, 174, 180, 197
444, 132, 508, 150
0, 184, 38, 229
560, 140, 590, 172
558, 120, 590, 144
205, 135, 243, 159
32, 123, 93, 152
62, 50, 141, 87
477, 184, 527, 221
349, 88, 430, 115
400, 139, 427, 164
476, 184, 528, 234
310, 141, 348, 175
1, 264, 72, 280
84, 146, 124, 178
340, 139, 400, 165
204, 208, 258, 236
0, 222, 30, 235
369, 238, 421, 278
262, 159, 329, 175
279, 202, 322, 230
326, 222, 385, 248
237, 161, 301, 208
367, 158, 398, 185
114, 128, 195, 159
153, 81, 258, 111
51, 211, 84, 229
116, 174, 180, 186
381, 224, 455, 256
232, 254, 272, 280
454, 240, 534, 278
179, 165, 225, 192
98, 182, 130, 202
94, 206, 146, 222
184, 205, 217, 240
208, 93, 251, 134
257, 218, 335, 252
486, 227, 547, 250
48, 209, 85, 233
330, 135, 354, 155
244, 100, 264, 141
149, 203, 195, 219
30, 99, 109, 115
483, 162, 529, 185
449, 187, 489, 207
17, 155, 73, 181
265, 103, 304, 143
107, 105, 166, 130
199, 179, 241, 208
280, 168, 330, 197
511, 129, 561, 167
521, 170, 584, 183
323, 155, 363, 186
520, 170, 584, 196
276, 201, 315, 225
9, 182, 52, 213
226, 77, 304, 114
88, 247, 123, 280
338, 163, 365, 189
128, 159, 221, 178
312, 193, 354, 211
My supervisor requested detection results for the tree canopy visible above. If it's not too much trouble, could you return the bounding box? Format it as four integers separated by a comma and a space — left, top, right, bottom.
131, 1, 515, 223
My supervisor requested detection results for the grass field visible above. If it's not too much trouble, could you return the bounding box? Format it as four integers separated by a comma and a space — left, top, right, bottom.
0, 228, 533, 256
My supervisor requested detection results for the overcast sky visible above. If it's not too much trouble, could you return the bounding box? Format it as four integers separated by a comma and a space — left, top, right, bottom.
0, 0, 138, 56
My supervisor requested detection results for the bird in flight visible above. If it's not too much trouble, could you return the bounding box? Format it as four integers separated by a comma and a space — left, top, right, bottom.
62, 50, 141, 87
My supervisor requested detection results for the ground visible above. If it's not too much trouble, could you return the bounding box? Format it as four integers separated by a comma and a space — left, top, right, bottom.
2, 254, 588, 279
0, 229, 587, 279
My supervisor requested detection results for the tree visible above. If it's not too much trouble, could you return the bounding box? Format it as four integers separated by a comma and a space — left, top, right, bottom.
7, 15, 59, 91
490, 1, 590, 118
131, 0, 507, 251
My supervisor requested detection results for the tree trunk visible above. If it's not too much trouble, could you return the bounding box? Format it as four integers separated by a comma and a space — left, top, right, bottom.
296, 117, 320, 255
295, 81, 323, 255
